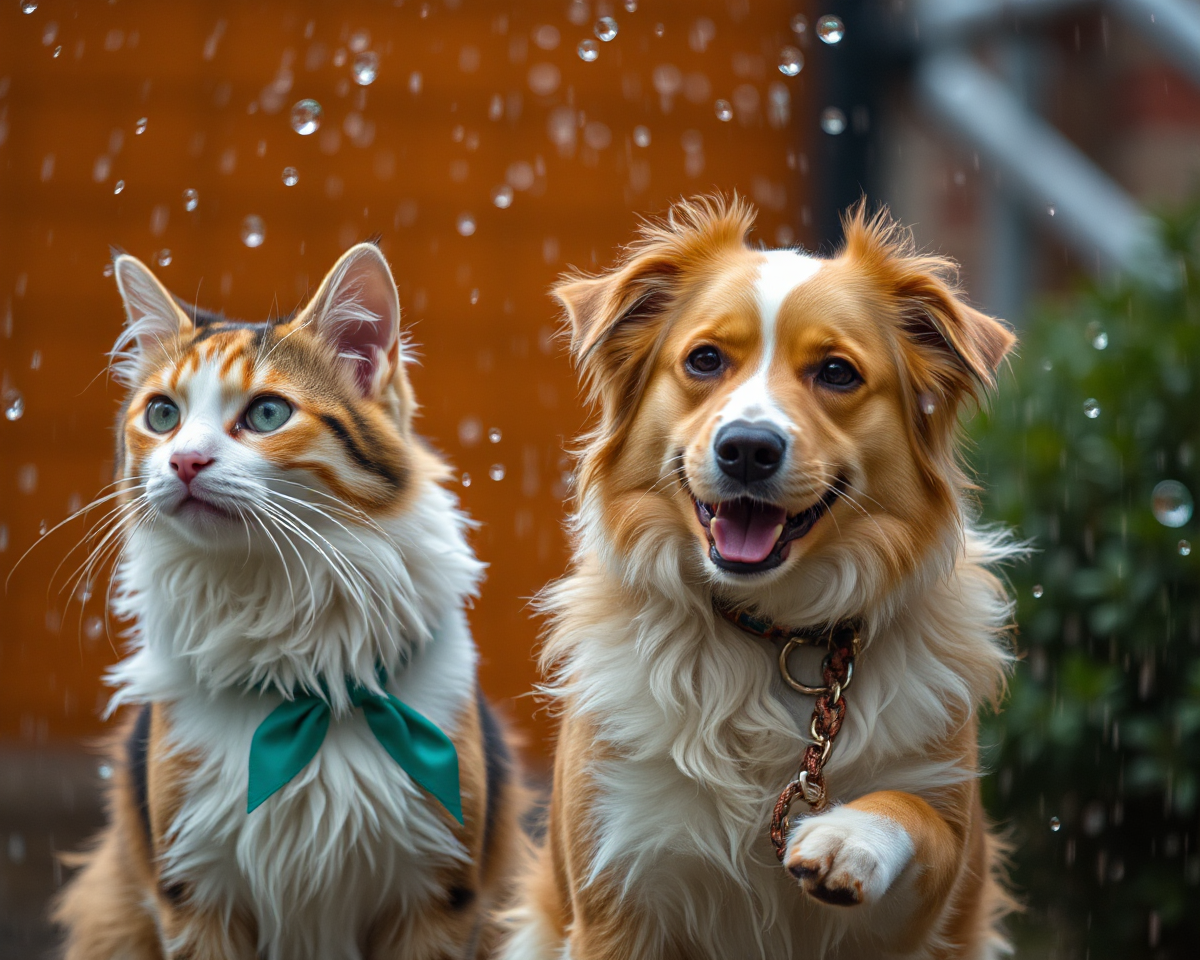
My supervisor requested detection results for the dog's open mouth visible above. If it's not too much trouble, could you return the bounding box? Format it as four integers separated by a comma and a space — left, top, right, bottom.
691, 479, 843, 574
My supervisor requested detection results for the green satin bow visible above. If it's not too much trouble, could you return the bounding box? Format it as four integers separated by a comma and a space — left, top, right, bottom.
246, 666, 463, 823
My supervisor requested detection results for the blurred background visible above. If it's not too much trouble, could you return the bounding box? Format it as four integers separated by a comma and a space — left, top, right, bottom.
0, 0, 1197, 956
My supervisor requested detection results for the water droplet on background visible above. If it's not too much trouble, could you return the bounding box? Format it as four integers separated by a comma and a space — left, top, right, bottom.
714, 99, 733, 121
352, 51, 378, 85
488, 427, 502, 443
461, 473, 472, 487
633, 125, 651, 147
578, 39, 599, 61
1049, 816, 1062, 832
1083, 398, 1100, 418
1178, 540, 1192, 556
778, 46, 803, 76
113, 179, 125, 195
820, 107, 846, 135
594, 16, 618, 41
1152, 480, 1193, 528
816, 14, 844, 44
183, 187, 199, 211
290, 98, 323, 135
791, 13, 808, 36
4, 390, 25, 421
282, 166, 299, 186
240, 214, 266, 248
1032, 584, 1044, 599
135, 117, 148, 135
491, 184, 513, 208
456, 212, 476, 237
21, 1, 38, 13
156, 249, 171, 267
489, 464, 506, 481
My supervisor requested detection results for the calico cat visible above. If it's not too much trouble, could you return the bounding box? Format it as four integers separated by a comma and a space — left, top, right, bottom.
54, 245, 524, 960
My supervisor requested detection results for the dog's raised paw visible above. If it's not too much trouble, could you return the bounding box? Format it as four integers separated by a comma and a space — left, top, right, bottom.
784, 806, 914, 907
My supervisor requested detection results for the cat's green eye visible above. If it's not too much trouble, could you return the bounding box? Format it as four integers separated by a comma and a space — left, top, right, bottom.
245, 396, 293, 433
145, 397, 180, 433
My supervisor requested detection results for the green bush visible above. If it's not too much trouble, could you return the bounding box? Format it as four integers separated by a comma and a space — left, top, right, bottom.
974, 207, 1200, 959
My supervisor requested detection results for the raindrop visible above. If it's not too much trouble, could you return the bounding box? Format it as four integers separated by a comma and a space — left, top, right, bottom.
1032, 584, 1044, 599
461, 473, 472, 487
456, 212, 476, 237
714, 99, 733, 121
240, 214, 266, 248
156, 249, 172, 267
1049, 816, 1061, 832
97, 763, 113, 779
489, 463, 506, 481
594, 17, 618, 41
1178, 540, 1192, 556
491, 184, 513, 208
183, 187, 199, 211
488, 427, 502, 443
352, 51, 378, 86
1083, 398, 1100, 419
1047, 205, 1056, 217
624, 0, 637, 10
282, 166, 299, 186
4, 390, 25, 421
38, 520, 48, 536
791, 13, 808, 37
654, 23, 665, 37
348, 29, 370, 53
84, 616, 104, 640
290, 98, 323, 135
1041, 358, 1053, 371
633, 125, 651, 147
1151, 480, 1193, 528
52, 45, 61, 57
578, 39, 599, 61
919, 393, 936, 415
21, 1, 37, 12
135, 117, 148, 135
113, 179, 125, 195
778, 46, 804, 76
820, 107, 846, 135
469, 289, 479, 305
75, 580, 93, 603
102, 263, 114, 277
816, 14, 845, 44
1086, 321, 1108, 349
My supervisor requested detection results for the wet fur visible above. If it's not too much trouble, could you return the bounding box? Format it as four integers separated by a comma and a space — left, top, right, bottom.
503, 197, 1018, 960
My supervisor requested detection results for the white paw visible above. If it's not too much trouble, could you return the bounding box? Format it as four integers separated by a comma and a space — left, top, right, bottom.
784, 806, 914, 907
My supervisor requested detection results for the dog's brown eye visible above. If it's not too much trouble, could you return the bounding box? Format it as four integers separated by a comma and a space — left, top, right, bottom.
816, 358, 861, 389
686, 346, 724, 377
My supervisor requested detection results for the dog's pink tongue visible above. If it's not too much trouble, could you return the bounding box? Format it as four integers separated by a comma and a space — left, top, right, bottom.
710, 500, 787, 564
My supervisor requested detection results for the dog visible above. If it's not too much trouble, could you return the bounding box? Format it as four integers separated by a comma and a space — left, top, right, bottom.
502, 196, 1018, 959
54, 244, 525, 959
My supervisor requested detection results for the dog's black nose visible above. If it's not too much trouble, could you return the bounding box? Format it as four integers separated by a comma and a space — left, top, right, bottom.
714, 420, 787, 484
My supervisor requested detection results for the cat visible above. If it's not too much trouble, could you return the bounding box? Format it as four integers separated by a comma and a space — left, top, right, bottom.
54, 244, 525, 960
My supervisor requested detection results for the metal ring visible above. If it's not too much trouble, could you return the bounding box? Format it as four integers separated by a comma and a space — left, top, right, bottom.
778, 638, 828, 695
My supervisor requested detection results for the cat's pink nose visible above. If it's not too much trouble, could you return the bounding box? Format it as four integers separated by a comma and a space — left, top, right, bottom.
170, 451, 214, 486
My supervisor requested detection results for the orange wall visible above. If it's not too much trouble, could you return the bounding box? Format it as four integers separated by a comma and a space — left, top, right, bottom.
0, 0, 813, 752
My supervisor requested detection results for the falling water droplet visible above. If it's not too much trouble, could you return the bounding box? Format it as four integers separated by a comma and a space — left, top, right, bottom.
156, 249, 172, 267
113, 179, 125, 195
75, 580, 93, 603
488, 427, 502, 443
624, 0, 637, 11
282, 166, 299, 186
714, 99, 733, 121
182, 187, 199, 211
492, 184, 514, 208
1086, 321, 1108, 350
4, 390, 25, 421
594, 17, 618, 41
633, 125, 651, 147
456, 212, 476, 236
1047, 205, 1057, 217
135, 117, 148, 135
1178, 540, 1192, 556
489, 463, 506, 481
102, 262, 114, 277
352, 51, 379, 85
654, 23, 665, 37
240, 214, 266, 248
578, 39, 599, 61
52, 44, 61, 57
461, 472, 472, 487
816, 14, 844, 44
919, 393, 936, 415
1032, 584, 1044, 599
38, 520, 48, 536
791, 13, 808, 36
85, 616, 104, 640
97, 763, 113, 780
1083, 398, 1100, 419
469, 288, 480, 305
778, 46, 804, 76
1151, 480, 1193, 528
820, 107, 847, 135
290, 98, 323, 135
1049, 816, 1061, 832
21, 1, 38, 13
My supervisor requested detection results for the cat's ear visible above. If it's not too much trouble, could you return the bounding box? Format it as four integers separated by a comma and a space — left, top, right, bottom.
301, 243, 401, 399
111, 254, 193, 386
